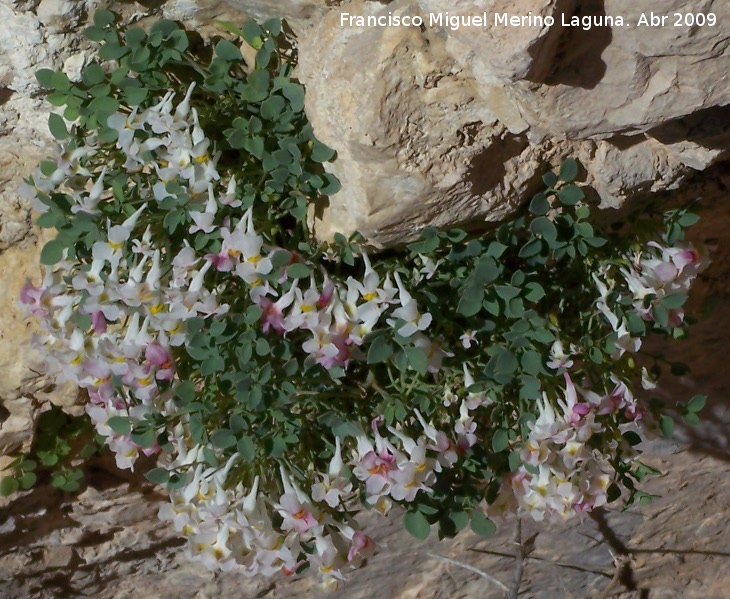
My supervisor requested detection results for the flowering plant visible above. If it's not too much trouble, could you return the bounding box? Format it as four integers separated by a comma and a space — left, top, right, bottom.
9, 11, 708, 590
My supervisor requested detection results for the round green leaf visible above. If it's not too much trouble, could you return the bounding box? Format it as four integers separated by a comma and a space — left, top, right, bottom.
404, 510, 431, 540
211, 429, 237, 449
0, 477, 19, 497
215, 39, 243, 62
40, 239, 65, 265
557, 184, 585, 206
530, 216, 557, 243
108, 416, 131, 436
491, 428, 510, 452
237, 436, 256, 461
48, 113, 68, 140
687, 394, 706, 413
558, 157, 579, 182
36, 68, 56, 88
286, 263, 310, 279
310, 140, 335, 163
145, 467, 170, 485
659, 414, 674, 439
470, 511, 497, 537
367, 336, 393, 364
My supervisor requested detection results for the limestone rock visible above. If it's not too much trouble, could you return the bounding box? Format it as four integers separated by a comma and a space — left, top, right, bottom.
296, 0, 730, 244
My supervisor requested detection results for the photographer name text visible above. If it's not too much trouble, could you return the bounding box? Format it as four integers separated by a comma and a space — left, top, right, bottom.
340, 11, 718, 31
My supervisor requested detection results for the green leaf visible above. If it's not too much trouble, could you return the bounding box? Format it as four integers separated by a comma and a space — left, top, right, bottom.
470, 511, 497, 537
263, 17, 282, 36
529, 192, 551, 215
19, 472, 37, 490
367, 336, 393, 364
215, 39, 243, 61
557, 184, 585, 205
659, 414, 674, 439
524, 282, 545, 302
108, 416, 131, 436
48, 113, 68, 140
448, 510, 470, 533
518, 238, 543, 258
236, 436, 256, 461
542, 171, 558, 188
472, 257, 499, 284
662, 294, 687, 309
41, 239, 66, 266
310, 140, 335, 163
558, 157, 579, 182
38, 451, 59, 466
495, 285, 520, 301
321, 173, 341, 196
243, 69, 270, 102
491, 428, 510, 452
36, 68, 56, 88
81, 63, 106, 87
211, 429, 237, 449
145, 467, 170, 485
286, 262, 310, 278
93, 9, 115, 27
530, 216, 557, 243
652, 304, 669, 328
683, 412, 700, 426
131, 427, 156, 448
520, 350, 543, 376
0, 477, 19, 497
281, 81, 305, 113
241, 19, 265, 48
687, 394, 706, 413
124, 86, 148, 106
405, 347, 428, 374
404, 510, 431, 540
255, 337, 270, 356
457, 286, 484, 317
677, 212, 700, 227
201, 355, 225, 376
260, 94, 286, 120
626, 313, 646, 336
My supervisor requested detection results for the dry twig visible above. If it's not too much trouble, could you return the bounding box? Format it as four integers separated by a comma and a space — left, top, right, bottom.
426, 552, 510, 594
596, 552, 632, 599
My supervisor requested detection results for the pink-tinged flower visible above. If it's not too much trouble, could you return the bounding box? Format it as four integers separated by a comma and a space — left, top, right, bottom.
258, 283, 297, 334
19, 281, 48, 317
547, 339, 574, 370
145, 342, 175, 381
91, 310, 107, 334
346, 530, 373, 563
460, 330, 478, 348
558, 373, 590, 427
318, 277, 335, 308
278, 493, 319, 534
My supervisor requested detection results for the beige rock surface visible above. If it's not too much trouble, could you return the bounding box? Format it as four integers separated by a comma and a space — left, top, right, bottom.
296, 0, 730, 243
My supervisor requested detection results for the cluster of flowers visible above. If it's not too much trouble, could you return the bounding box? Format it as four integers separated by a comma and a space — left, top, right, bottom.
19, 74, 707, 588
491, 373, 637, 522
594, 240, 708, 353
487, 242, 707, 522
17, 85, 462, 587
158, 410, 462, 589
